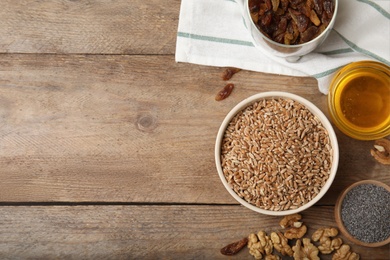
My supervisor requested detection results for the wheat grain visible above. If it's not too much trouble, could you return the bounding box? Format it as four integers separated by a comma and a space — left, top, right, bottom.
221, 98, 332, 211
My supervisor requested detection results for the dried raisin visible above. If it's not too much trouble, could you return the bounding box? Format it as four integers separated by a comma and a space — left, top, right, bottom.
220, 237, 249, 255
221, 67, 241, 81
215, 84, 234, 101
249, 0, 334, 45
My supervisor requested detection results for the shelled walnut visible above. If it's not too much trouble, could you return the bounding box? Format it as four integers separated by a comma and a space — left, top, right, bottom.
264, 255, 281, 260
248, 231, 274, 259
220, 214, 360, 259
292, 238, 320, 260
285, 224, 307, 239
279, 213, 302, 228
370, 138, 390, 165
332, 244, 360, 260
279, 214, 307, 239
270, 232, 293, 257
312, 227, 342, 254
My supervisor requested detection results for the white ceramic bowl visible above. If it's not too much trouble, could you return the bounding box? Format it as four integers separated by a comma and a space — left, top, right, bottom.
215, 92, 339, 216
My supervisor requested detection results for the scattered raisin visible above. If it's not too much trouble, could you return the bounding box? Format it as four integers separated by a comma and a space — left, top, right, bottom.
221, 67, 241, 81
215, 84, 234, 101
220, 237, 249, 256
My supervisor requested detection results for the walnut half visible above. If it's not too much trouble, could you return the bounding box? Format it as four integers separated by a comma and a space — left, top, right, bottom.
292, 238, 320, 260
279, 213, 307, 239
270, 232, 293, 257
284, 224, 307, 239
370, 138, 390, 165
279, 213, 302, 228
248, 231, 274, 259
312, 227, 342, 254
332, 244, 360, 260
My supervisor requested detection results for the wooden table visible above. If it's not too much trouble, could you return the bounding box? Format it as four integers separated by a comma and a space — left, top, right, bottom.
0, 1, 388, 259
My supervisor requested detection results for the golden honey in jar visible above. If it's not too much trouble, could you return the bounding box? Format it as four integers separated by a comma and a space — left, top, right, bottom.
328, 61, 390, 140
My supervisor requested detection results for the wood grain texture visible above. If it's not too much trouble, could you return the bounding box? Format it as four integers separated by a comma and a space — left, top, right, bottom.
0, 55, 388, 203
0, 0, 179, 54
0, 205, 388, 259
1, 0, 389, 258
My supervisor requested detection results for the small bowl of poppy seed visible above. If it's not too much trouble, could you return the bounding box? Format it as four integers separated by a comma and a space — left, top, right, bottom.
335, 180, 390, 247
215, 91, 339, 216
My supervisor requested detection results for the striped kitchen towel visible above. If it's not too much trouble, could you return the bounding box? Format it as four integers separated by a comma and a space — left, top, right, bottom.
175, 0, 390, 94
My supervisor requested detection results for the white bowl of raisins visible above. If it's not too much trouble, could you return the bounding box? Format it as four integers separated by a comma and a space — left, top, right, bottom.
237, 0, 338, 62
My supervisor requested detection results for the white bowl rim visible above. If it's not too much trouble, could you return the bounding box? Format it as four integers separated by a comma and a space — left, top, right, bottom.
215, 91, 339, 216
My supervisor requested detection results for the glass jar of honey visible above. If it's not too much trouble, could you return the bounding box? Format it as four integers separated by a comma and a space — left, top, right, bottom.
328, 61, 390, 140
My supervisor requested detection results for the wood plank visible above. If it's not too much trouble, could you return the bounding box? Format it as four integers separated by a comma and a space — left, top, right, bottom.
0, 54, 389, 203
0, 0, 179, 54
0, 205, 388, 259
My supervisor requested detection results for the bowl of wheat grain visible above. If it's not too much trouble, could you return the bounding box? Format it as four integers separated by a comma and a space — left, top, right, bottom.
215, 91, 339, 216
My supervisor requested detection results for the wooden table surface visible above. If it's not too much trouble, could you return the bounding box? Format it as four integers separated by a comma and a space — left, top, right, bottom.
0, 1, 389, 259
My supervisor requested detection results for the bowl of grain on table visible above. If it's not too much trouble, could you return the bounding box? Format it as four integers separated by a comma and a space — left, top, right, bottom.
215, 92, 339, 216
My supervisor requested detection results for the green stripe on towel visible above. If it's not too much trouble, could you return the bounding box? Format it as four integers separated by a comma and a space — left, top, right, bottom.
311, 66, 344, 79
177, 32, 254, 47
357, 0, 390, 19
319, 48, 354, 55
333, 29, 390, 66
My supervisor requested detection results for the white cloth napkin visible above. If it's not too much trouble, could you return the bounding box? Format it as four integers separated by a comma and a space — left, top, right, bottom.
175, 0, 390, 94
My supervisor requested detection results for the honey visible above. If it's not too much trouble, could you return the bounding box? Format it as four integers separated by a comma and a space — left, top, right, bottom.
338, 70, 390, 128
328, 61, 390, 140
